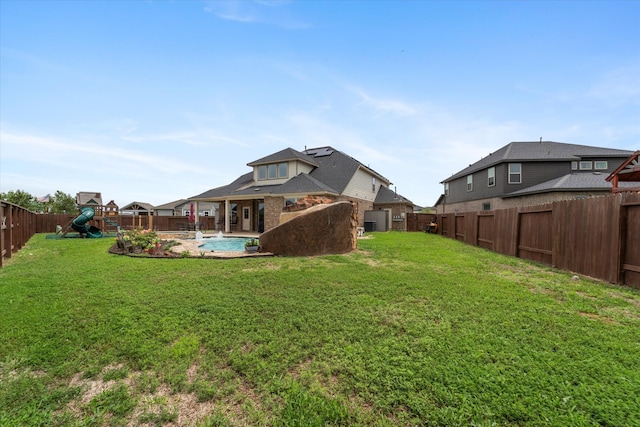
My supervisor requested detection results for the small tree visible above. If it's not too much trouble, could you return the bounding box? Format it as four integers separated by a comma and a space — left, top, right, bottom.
50, 191, 77, 214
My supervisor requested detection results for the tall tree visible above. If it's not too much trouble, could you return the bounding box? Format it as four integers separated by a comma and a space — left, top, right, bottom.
0, 189, 41, 211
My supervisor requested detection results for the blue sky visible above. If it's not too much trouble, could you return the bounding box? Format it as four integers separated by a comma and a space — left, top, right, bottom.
1, 0, 638, 208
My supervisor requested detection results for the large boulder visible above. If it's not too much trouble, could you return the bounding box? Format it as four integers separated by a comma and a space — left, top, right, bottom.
260, 201, 357, 256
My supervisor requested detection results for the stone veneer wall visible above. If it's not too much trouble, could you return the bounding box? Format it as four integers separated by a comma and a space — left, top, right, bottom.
263, 196, 285, 232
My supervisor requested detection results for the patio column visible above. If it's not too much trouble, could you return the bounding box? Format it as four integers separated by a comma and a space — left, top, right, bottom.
194, 201, 199, 230
225, 199, 231, 233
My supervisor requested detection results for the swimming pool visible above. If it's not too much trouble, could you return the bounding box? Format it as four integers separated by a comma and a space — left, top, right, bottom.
198, 237, 251, 252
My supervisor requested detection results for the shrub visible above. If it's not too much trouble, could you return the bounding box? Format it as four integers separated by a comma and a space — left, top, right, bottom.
245, 238, 260, 248
122, 229, 161, 254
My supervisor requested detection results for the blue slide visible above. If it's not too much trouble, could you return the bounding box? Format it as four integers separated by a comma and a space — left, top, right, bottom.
71, 207, 103, 238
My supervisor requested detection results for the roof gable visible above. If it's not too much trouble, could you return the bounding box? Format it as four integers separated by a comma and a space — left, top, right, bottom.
606, 150, 640, 183
121, 201, 154, 211
247, 148, 318, 167
76, 192, 103, 206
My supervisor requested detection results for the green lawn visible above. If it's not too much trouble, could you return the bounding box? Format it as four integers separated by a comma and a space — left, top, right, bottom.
1, 233, 639, 426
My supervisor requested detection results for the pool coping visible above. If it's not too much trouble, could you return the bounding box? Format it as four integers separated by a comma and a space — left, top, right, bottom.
168, 232, 273, 259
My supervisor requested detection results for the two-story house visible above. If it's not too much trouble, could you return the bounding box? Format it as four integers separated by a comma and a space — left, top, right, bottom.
190, 146, 414, 233
437, 141, 635, 213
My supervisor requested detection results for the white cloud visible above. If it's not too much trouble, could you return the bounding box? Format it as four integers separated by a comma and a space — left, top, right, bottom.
348, 86, 419, 117
203, 0, 309, 29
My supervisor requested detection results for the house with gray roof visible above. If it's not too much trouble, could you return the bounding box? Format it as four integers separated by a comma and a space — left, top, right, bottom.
190, 146, 414, 233
120, 201, 155, 216
436, 141, 635, 213
154, 199, 218, 218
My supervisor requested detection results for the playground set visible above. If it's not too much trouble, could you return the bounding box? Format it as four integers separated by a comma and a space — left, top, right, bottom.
48, 207, 120, 239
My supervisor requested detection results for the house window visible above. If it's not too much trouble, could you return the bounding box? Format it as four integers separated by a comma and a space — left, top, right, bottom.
571, 161, 578, 171
278, 162, 288, 178
444, 182, 449, 196
258, 165, 267, 180
579, 161, 593, 170
487, 167, 495, 187
594, 161, 608, 170
259, 163, 288, 180
467, 175, 473, 192
372, 177, 376, 192
268, 164, 277, 179
508, 163, 522, 184
482, 203, 491, 211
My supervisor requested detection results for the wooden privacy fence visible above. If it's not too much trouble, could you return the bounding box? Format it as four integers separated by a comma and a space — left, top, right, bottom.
1, 205, 218, 267
408, 192, 640, 288
33, 215, 217, 234
1, 201, 38, 267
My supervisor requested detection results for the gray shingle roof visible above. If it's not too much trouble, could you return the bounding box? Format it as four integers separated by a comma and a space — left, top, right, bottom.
247, 148, 319, 167
304, 146, 391, 194
503, 172, 635, 198
154, 199, 188, 210
190, 172, 254, 199
233, 173, 339, 197
443, 141, 634, 183
192, 146, 393, 200
375, 185, 413, 204
121, 201, 154, 211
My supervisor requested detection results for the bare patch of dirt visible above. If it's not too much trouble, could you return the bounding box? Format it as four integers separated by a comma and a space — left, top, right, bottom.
578, 311, 616, 325
575, 291, 597, 300
59, 355, 271, 427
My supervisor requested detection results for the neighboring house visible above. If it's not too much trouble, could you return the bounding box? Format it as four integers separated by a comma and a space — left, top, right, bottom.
436, 141, 635, 213
76, 192, 104, 215
154, 199, 218, 218
190, 146, 413, 233
154, 199, 187, 217
120, 201, 154, 216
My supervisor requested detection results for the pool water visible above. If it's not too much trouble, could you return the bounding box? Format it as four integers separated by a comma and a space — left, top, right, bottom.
198, 237, 251, 252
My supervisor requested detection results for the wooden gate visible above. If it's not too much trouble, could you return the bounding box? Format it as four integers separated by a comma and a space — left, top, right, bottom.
622, 199, 640, 288
517, 207, 553, 265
